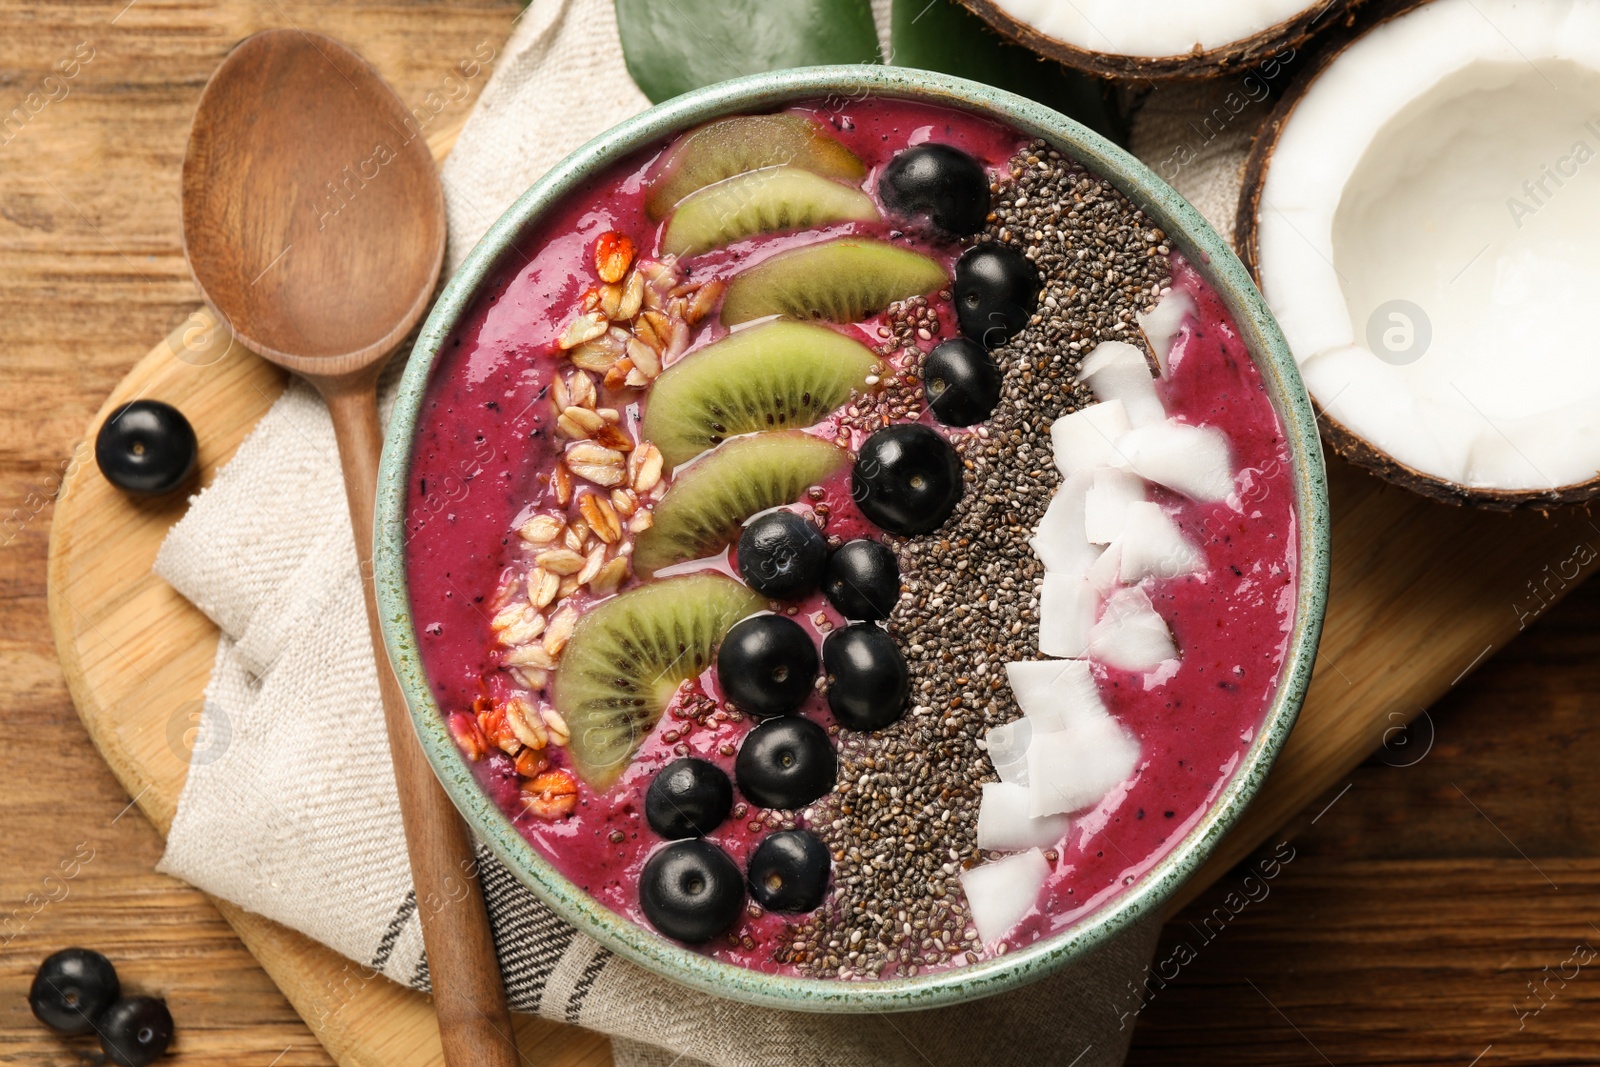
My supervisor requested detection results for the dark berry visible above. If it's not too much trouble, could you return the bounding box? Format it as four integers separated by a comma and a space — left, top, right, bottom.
29, 948, 120, 1035
747, 829, 831, 912
716, 614, 818, 717
822, 624, 909, 731
99, 996, 173, 1067
877, 144, 991, 236
923, 336, 1001, 426
638, 839, 744, 944
737, 511, 828, 599
94, 400, 198, 496
645, 757, 733, 839
735, 715, 836, 809
822, 539, 899, 621
954, 244, 1040, 348
852, 424, 963, 535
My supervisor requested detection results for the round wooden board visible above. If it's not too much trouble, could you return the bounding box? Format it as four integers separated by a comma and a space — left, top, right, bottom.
46, 310, 611, 1067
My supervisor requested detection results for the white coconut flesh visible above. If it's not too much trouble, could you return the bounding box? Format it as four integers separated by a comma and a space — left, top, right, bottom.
984, 718, 1034, 785
1087, 586, 1180, 671
960, 849, 1050, 945
976, 782, 1071, 851
1256, 0, 1600, 491
984, 0, 1317, 59
963, 333, 1241, 937
1084, 468, 1146, 544
1138, 289, 1195, 377
1038, 572, 1096, 657
1116, 501, 1205, 584
1079, 341, 1165, 427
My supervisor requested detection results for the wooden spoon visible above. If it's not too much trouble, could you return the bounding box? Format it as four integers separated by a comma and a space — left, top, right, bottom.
180, 30, 519, 1066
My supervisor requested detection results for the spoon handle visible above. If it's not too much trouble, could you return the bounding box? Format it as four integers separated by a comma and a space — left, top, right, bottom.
322, 379, 522, 1067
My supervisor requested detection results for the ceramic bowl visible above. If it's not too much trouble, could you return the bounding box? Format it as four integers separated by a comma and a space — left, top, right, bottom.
375, 64, 1330, 1013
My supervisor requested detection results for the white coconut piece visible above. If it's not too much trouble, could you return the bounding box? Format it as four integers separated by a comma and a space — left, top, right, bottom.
1137, 288, 1196, 377
1117, 500, 1204, 583
1028, 469, 1102, 577
1050, 400, 1132, 476
1004, 658, 1106, 733
960, 848, 1050, 946
1078, 341, 1166, 427
1086, 540, 1124, 597
1088, 586, 1178, 672
1254, 0, 1600, 494
1083, 468, 1147, 544
980, 0, 1316, 59
1025, 711, 1143, 817
976, 783, 1072, 852
1038, 573, 1097, 658
985, 718, 1034, 786
1118, 420, 1234, 501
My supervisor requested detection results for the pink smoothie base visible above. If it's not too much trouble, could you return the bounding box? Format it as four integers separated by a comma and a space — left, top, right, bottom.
403, 99, 1296, 978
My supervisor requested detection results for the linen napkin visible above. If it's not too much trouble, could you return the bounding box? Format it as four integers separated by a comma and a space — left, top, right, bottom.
154, 1, 1255, 1062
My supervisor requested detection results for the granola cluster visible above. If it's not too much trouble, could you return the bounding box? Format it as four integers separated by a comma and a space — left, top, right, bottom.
446, 231, 719, 820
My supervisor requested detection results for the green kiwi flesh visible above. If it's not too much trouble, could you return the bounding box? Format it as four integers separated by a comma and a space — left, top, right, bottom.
554, 573, 763, 789
645, 114, 866, 220
662, 167, 879, 257
720, 238, 948, 326
640, 320, 879, 468
632, 431, 849, 576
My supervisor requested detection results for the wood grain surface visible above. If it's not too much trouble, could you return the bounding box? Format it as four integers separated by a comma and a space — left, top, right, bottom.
4, 3, 1599, 1065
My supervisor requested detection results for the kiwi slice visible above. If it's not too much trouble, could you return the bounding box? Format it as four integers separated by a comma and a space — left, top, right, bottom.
720, 239, 948, 326
662, 167, 879, 258
633, 431, 849, 576
555, 573, 763, 789
646, 115, 866, 220
640, 321, 878, 467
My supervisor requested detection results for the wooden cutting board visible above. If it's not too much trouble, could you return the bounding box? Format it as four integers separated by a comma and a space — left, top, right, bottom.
46, 135, 1600, 1067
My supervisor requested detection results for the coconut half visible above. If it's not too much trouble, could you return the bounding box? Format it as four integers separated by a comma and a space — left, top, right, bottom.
956, 0, 1359, 79
1241, 0, 1600, 507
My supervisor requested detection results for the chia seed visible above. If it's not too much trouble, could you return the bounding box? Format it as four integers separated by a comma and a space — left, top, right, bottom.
783, 144, 1168, 979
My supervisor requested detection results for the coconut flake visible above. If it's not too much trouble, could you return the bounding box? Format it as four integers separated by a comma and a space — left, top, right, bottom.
960, 849, 1050, 945
1038, 573, 1097, 658
1050, 400, 1133, 476
1078, 341, 1166, 427
1025, 710, 1142, 817
1028, 469, 1102, 577
1004, 658, 1106, 732
998, 660, 1140, 817
1137, 288, 1196, 377
1117, 500, 1204, 583
976, 782, 1072, 852
1087, 540, 1124, 597
1083, 468, 1147, 544
1118, 420, 1234, 501
985, 718, 1034, 786
1088, 586, 1178, 672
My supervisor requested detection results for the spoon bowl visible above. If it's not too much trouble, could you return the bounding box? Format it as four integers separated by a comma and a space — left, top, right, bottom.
182, 29, 445, 375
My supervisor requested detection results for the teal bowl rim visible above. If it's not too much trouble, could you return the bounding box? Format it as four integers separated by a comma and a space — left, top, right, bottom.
375, 64, 1330, 1013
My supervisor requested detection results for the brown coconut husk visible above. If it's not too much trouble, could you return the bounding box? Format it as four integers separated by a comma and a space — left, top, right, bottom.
1233, 0, 1600, 511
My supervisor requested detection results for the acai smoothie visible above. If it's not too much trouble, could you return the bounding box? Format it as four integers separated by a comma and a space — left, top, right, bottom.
402, 97, 1297, 981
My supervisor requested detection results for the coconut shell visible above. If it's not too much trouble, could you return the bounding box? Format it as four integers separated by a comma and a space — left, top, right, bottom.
957, 0, 1366, 81
1234, 0, 1600, 511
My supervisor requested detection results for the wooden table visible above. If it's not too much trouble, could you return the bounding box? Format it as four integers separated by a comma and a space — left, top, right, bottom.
3, 3, 1597, 1064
